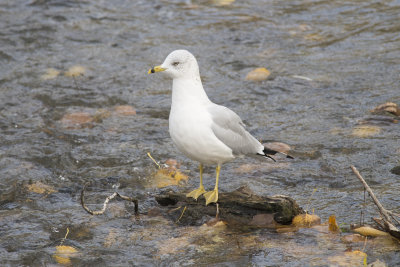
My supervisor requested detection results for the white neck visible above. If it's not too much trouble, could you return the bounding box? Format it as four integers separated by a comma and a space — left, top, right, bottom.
171, 76, 211, 108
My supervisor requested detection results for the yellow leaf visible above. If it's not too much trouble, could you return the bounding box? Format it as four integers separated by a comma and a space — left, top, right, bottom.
328, 215, 340, 232
211, 0, 235, 6
328, 250, 367, 266
41, 68, 60, 80
26, 181, 57, 195
53, 245, 78, 265
353, 226, 390, 237
56, 245, 78, 254
153, 168, 188, 188
352, 125, 381, 138
173, 170, 189, 183
292, 213, 321, 227
65, 65, 85, 77
245, 68, 271, 82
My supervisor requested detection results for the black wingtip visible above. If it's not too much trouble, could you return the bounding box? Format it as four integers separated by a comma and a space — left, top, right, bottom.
256, 153, 276, 161
262, 147, 294, 160
266, 155, 277, 162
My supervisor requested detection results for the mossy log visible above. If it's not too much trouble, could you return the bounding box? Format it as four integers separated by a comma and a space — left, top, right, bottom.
155, 186, 303, 226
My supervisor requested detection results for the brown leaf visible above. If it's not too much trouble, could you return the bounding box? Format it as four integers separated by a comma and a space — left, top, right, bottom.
60, 112, 93, 129
371, 102, 400, 116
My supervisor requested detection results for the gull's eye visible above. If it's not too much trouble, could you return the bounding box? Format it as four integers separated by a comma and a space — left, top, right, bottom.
172, 61, 180, 66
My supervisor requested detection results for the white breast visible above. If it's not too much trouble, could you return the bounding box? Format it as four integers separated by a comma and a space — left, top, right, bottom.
169, 103, 234, 165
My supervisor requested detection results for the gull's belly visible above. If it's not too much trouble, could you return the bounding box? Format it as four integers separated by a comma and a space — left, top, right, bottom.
169, 108, 234, 165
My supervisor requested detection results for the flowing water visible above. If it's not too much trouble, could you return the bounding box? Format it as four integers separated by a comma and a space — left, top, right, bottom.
1, 0, 400, 266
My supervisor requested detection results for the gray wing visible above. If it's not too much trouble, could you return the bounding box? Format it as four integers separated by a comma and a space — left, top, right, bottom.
208, 104, 263, 156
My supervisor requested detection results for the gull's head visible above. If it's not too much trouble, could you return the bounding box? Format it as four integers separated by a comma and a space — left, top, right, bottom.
148, 50, 200, 79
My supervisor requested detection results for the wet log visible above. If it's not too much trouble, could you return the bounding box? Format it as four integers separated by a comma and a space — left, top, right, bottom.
155, 186, 304, 226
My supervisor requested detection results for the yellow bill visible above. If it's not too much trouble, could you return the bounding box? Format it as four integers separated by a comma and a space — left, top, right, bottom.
148, 65, 166, 74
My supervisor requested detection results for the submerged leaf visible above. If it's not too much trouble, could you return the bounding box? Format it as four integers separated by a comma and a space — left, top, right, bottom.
53, 245, 78, 265
41, 68, 60, 80
114, 105, 136, 116
211, 0, 235, 6
352, 125, 381, 137
26, 181, 57, 195
245, 67, 271, 81
341, 234, 367, 243
65, 65, 85, 77
328, 250, 367, 267
60, 112, 93, 129
304, 33, 324, 41
152, 165, 189, 188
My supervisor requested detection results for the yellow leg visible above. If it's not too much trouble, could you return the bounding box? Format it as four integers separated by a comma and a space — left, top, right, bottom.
186, 164, 206, 200
203, 164, 220, 205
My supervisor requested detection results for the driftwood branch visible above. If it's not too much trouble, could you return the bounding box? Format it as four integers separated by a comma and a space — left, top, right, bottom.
350, 165, 400, 239
80, 182, 138, 215
155, 186, 303, 226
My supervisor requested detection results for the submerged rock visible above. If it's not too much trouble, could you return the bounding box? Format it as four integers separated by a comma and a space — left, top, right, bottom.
390, 166, 400, 175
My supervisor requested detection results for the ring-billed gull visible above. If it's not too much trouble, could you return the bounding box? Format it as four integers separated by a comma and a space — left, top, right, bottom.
148, 50, 293, 205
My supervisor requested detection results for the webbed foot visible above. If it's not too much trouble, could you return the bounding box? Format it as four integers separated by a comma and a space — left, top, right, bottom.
203, 189, 218, 205
186, 186, 206, 200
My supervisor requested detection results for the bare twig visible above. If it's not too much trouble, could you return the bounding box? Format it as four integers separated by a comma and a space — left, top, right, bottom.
373, 217, 386, 230
175, 206, 187, 223
59, 227, 70, 246
387, 210, 400, 226
81, 182, 138, 215
351, 165, 400, 239
350, 165, 391, 222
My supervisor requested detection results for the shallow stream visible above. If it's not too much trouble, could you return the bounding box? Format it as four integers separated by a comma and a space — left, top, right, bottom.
1, 0, 400, 266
